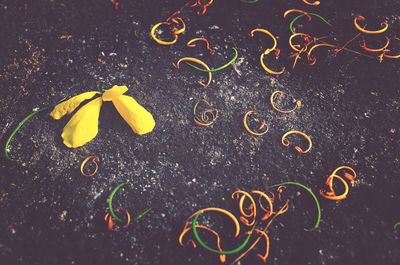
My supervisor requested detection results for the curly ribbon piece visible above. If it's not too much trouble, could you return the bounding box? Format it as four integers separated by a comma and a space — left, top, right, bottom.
320, 166, 356, 201
395, 222, 400, 230
232, 190, 257, 227
288, 12, 332, 34
360, 37, 390, 53
193, 99, 219, 126
284, 9, 311, 20
250, 28, 277, 54
150, 16, 186, 45
302, 0, 320, 6
260, 50, 285, 75
186, 48, 238, 73
281, 130, 312, 154
179, 188, 289, 264
80, 155, 100, 177
307, 43, 337, 64
104, 208, 131, 231
270, 182, 321, 231
270, 91, 302, 114
4, 106, 50, 160
192, 211, 253, 255
354, 16, 388, 35
151, 0, 214, 45
243, 111, 269, 136
289, 32, 312, 52
150, 22, 179, 45
107, 182, 128, 222
174, 57, 212, 87
231, 199, 289, 265
187, 37, 216, 54
249, 28, 284, 74
381, 38, 400, 60
240, 0, 259, 3
193, 0, 214, 16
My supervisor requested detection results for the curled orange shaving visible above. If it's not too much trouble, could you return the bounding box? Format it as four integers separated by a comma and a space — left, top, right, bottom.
104, 209, 131, 231
291, 48, 308, 68
331, 166, 356, 184
381, 38, 400, 59
231, 200, 289, 265
289, 33, 312, 52
284, 9, 310, 20
254, 229, 270, 262
277, 185, 287, 202
170, 17, 186, 35
383, 53, 400, 59
188, 207, 241, 237
281, 130, 312, 154
360, 37, 390, 53
320, 174, 349, 200
187, 37, 216, 54
307, 43, 337, 63
320, 166, 356, 201
270, 90, 302, 114
250, 28, 278, 54
354, 16, 388, 35
150, 22, 179, 45
232, 190, 257, 227
252, 191, 274, 221
243, 111, 269, 136
80, 155, 99, 177
194, 0, 214, 15
260, 50, 285, 75
194, 110, 219, 126
302, 0, 320, 6
174, 57, 212, 88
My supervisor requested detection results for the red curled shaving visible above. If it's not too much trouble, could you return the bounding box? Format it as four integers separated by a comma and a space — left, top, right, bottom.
104, 208, 131, 231
187, 38, 216, 54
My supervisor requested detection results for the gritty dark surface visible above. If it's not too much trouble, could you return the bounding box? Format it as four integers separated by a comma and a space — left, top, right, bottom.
0, 0, 399, 264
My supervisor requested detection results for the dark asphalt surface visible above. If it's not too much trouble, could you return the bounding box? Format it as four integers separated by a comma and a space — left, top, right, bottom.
0, 0, 399, 264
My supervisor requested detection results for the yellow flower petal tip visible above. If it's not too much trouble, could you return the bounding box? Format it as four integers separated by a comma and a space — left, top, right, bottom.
102, 85, 128, 101
112, 95, 155, 135
50, 91, 99, 120
61, 97, 103, 148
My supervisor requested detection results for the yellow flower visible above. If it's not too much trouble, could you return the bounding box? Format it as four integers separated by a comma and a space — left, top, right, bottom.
51, 85, 156, 148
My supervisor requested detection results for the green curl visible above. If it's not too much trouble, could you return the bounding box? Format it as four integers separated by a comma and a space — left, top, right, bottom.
290, 13, 332, 34
187, 48, 238, 73
4, 106, 50, 160
107, 182, 128, 222
270, 181, 321, 231
191, 212, 253, 255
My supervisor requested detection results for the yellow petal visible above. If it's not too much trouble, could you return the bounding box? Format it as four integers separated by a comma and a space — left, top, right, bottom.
112, 95, 155, 135
61, 97, 103, 148
102, 85, 128, 101
50, 91, 99, 120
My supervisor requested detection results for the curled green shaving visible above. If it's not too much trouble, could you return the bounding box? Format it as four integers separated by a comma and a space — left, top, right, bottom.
240, 0, 259, 3
290, 13, 332, 34
394, 221, 400, 230
270, 181, 321, 231
4, 106, 50, 160
192, 212, 253, 255
107, 182, 128, 222
187, 48, 238, 73
135, 208, 152, 221
193, 99, 210, 115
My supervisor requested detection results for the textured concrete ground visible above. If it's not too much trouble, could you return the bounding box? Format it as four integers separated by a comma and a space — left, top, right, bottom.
0, 0, 399, 264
